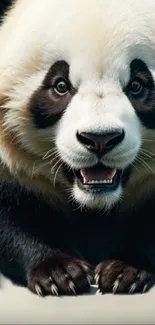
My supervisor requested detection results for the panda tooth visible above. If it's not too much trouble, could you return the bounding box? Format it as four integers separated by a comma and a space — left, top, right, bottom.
86, 179, 113, 184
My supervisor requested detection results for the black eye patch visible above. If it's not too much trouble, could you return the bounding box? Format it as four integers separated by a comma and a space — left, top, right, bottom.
124, 59, 155, 129
29, 60, 75, 129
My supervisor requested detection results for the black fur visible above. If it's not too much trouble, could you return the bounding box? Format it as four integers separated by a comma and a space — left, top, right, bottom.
0, 179, 155, 295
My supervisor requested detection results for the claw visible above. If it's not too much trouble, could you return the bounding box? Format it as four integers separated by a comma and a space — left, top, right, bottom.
143, 284, 148, 293
51, 284, 59, 296
35, 284, 43, 296
69, 281, 76, 294
113, 279, 120, 294
129, 282, 137, 293
97, 289, 101, 294
87, 274, 92, 285
95, 273, 99, 285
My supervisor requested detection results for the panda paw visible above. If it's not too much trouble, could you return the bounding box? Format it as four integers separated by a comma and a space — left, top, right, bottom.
27, 253, 93, 296
95, 260, 155, 294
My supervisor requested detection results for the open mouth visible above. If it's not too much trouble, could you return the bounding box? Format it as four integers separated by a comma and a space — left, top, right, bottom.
72, 164, 122, 193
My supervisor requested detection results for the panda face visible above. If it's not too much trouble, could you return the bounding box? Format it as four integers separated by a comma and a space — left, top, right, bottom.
28, 55, 155, 210
52, 59, 154, 209
1, 0, 155, 210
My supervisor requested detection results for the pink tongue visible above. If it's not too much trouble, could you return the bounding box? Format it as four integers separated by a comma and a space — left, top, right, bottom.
81, 167, 117, 182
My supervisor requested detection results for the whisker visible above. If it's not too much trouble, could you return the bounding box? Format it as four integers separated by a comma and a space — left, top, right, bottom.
137, 155, 155, 175
42, 149, 53, 160
53, 163, 63, 188
141, 151, 155, 162
42, 149, 58, 160
131, 162, 140, 173
51, 160, 61, 174
49, 155, 61, 166
141, 148, 155, 156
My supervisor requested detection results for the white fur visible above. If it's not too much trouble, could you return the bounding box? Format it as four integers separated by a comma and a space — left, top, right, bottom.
0, 0, 155, 209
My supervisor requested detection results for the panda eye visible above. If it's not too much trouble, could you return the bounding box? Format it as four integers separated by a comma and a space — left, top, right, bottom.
53, 78, 69, 96
128, 78, 144, 96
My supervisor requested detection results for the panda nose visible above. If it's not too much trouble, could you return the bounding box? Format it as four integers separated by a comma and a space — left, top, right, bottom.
77, 129, 125, 155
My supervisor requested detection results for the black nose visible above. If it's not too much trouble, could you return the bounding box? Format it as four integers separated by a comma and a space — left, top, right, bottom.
77, 129, 125, 155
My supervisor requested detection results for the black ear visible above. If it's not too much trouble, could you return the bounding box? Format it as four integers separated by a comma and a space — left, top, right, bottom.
0, 0, 12, 19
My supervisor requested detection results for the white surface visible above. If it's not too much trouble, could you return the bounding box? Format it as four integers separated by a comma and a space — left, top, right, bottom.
0, 275, 155, 324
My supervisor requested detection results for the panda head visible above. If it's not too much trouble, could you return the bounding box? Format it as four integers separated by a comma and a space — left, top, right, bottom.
1, 0, 155, 210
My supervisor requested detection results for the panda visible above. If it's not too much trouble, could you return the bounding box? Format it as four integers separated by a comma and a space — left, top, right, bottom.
0, 0, 155, 297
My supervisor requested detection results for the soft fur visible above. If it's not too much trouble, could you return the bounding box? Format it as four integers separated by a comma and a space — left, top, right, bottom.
0, 0, 154, 296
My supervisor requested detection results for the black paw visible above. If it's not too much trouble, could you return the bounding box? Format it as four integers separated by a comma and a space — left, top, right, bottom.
27, 254, 93, 296
95, 260, 155, 294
